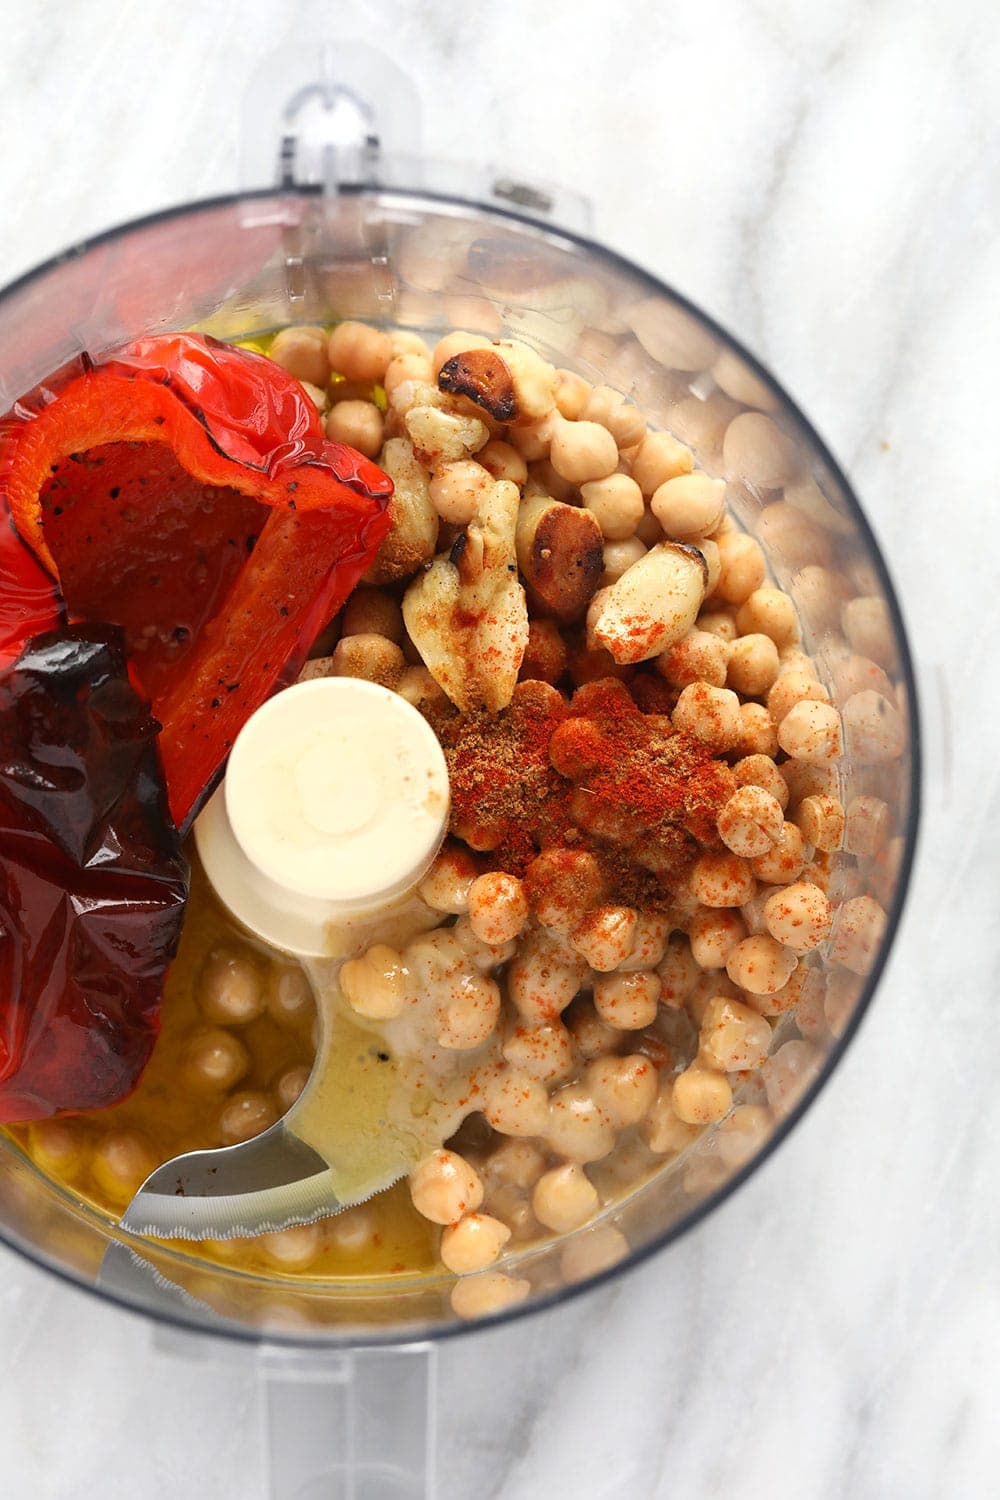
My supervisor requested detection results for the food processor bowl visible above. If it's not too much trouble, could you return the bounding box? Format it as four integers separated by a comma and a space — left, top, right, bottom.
0, 103, 919, 1499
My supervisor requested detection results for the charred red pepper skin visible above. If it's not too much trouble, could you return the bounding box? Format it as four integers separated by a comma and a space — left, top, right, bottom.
0, 333, 393, 831
0, 625, 188, 1122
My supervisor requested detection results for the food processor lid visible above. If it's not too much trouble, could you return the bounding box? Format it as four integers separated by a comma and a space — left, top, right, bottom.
195, 677, 449, 955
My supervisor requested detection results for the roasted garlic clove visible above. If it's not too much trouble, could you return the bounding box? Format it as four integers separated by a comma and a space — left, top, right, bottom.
403, 479, 529, 711
587, 542, 708, 664
364, 438, 439, 585
438, 338, 556, 427
515, 494, 604, 623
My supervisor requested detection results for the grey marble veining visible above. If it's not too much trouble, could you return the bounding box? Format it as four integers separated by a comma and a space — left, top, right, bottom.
2, 1, 998, 1496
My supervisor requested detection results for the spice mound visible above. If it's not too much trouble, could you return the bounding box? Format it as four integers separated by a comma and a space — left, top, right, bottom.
432, 676, 735, 914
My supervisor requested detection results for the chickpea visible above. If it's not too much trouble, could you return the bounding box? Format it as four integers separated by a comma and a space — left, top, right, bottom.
722, 412, 800, 488
29, 1119, 87, 1179
184, 1028, 251, 1090
571, 905, 638, 972
656, 933, 701, 1006
657, 628, 729, 689
717, 785, 784, 859
485, 1139, 546, 1190
441, 1213, 511, 1274
733, 754, 789, 809
437, 971, 502, 1050
199, 949, 265, 1025
269, 326, 331, 387
418, 842, 480, 914
762, 1040, 822, 1119
91, 1130, 158, 1204
672, 1066, 732, 1125
383, 352, 434, 401
750, 821, 808, 884
546, 1084, 616, 1162
689, 851, 756, 908
830, 895, 887, 976
727, 633, 780, 697
524, 848, 606, 933
725, 934, 798, 995
593, 971, 661, 1030
560, 1226, 630, 1284
601, 536, 647, 585
520, 618, 567, 684
688, 908, 748, 970
629, 430, 694, 496
274, 1064, 311, 1112
467, 873, 529, 946
483, 1071, 550, 1137
842, 690, 905, 764
328, 321, 392, 383
428, 459, 494, 526
767, 876, 839, 948
581, 385, 646, 448
450, 1271, 530, 1320
617, 911, 671, 973
842, 596, 897, 670
716, 1104, 773, 1169
829, 652, 894, 705
651, 473, 726, 540
341, 943, 409, 1021
587, 1053, 658, 1128
579, 473, 644, 540
300, 380, 327, 411
396, 664, 448, 712
340, 588, 403, 645
781, 760, 839, 806
508, 933, 585, 1024
731, 582, 803, 648
509, 413, 556, 462
324, 399, 384, 458
794, 793, 845, 852
712, 349, 777, 411
713, 531, 767, 606
635, 508, 664, 546
845, 795, 890, 857
644, 1081, 702, 1154
532, 1163, 600, 1233
672, 682, 741, 751
554, 368, 592, 420
699, 996, 772, 1072
686, 969, 739, 1024
734, 702, 779, 758
390, 330, 431, 360
260, 1224, 323, 1271
778, 700, 843, 764
566, 998, 622, 1060
549, 418, 619, 485
219, 1091, 278, 1145
410, 1149, 484, 1225
697, 607, 738, 642
503, 1022, 577, 1085
328, 633, 406, 690
477, 438, 528, 486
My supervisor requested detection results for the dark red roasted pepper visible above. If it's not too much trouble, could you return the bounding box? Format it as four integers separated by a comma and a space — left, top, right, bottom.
0, 332, 393, 830
0, 626, 188, 1121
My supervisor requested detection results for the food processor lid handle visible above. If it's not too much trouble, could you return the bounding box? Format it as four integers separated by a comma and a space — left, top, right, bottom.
240, 38, 593, 231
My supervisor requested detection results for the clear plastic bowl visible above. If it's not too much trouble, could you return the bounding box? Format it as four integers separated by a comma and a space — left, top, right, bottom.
0, 185, 919, 1350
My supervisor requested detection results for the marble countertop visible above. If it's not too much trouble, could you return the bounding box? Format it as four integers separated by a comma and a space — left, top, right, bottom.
2, 1, 998, 1496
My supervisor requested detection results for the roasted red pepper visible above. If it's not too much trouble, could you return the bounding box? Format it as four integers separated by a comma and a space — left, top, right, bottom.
0, 332, 393, 1121
0, 332, 393, 830
0, 625, 188, 1121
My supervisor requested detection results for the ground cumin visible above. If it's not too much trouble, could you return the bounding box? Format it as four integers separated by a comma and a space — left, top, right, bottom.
429, 676, 735, 914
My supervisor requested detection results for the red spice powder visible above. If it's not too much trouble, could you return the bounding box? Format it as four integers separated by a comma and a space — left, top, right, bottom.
430, 676, 735, 912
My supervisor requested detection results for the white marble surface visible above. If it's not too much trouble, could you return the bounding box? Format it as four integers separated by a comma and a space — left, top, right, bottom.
2, 1, 998, 1496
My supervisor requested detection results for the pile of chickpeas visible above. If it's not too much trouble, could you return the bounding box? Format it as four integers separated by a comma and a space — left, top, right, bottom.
17, 315, 906, 1320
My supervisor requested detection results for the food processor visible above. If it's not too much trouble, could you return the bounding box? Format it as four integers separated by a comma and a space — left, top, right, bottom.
0, 43, 920, 1500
